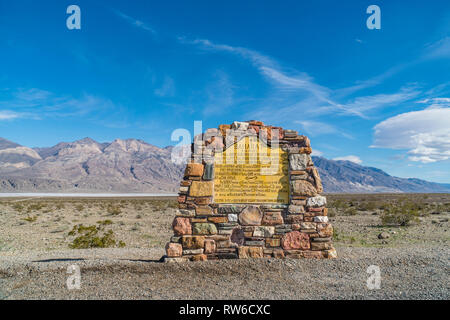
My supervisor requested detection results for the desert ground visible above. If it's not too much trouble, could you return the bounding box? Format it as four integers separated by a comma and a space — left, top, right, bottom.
0, 194, 448, 299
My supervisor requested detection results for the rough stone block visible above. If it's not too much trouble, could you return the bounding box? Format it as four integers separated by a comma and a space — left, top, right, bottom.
281, 231, 310, 250
261, 211, 284, 225
288, 205, 305, 214
289, 154, 311, 171
204, 239, 216, 254
265, 238, 281, 247
172, 217, 192, 236
314, 216, 328, 223
183, 248, 204, 255
290, 180, 318, 197
253, 226, 275, 237
189, 181, 213, 197
193, 223, 218, 235
307, 195, 327, 207
239, 206, 263, 226
165, 242, 182, 257
238, 246, 263, 258
203, 163, 214, 180
184, 163, 204, 177
164, 257, 189, 263
181, 235, 205, 249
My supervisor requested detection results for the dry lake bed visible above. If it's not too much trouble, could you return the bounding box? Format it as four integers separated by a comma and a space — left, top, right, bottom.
0, 193, 448, 299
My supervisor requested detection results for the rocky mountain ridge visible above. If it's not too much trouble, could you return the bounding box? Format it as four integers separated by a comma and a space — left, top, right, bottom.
0, 137, 448, 193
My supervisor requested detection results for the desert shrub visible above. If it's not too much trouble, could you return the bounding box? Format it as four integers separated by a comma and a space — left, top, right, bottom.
343, 207, 358, 216
12, 203, 24, 212
26, 202, 46, 213
358, 201, 377, 211
97, 219, 113, 225
23, 215, 37, 222
327, 207, 336, 217
74, 204, 84, 212
107, 204, 122, 215
68, 223, 125, 249
380, 202, 419, 226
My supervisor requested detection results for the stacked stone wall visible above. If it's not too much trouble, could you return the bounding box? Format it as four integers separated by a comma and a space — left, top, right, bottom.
165, 120, 336, 262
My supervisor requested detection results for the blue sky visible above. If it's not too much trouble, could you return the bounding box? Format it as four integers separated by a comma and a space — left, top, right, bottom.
0, 0, 449, 182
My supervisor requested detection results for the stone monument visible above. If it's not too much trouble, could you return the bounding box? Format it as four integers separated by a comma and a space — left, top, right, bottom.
165, 120, 336, 262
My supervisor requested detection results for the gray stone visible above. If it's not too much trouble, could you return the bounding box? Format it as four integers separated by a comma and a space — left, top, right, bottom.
164, 257, 188, 263
289, 154, 311, 171
217, 222, 238, 229
311, 237, 332, 242
170, 236, 181, 243
245, 240, 265, 246
261, 204, 288, 210
203, 163, 214, 180
378, 232, 390, 239
183, 248, 204, 255
253, 226, 275, 237
228, 214, 238, 222
218, 205, 244, 214
300, 222, 316, 230
288, 205, 305, 214
290, 173, 308, 180
231, 121, 249, 131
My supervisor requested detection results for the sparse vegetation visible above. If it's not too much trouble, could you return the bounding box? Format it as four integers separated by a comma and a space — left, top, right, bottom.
380, 202, 420, 226
23, 215, 37, 222
68, 223, 125, 249
107, 204, 122, 215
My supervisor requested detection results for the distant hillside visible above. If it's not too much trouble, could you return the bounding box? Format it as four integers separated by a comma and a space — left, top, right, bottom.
312, 156, 449, 193
0, 137, 448, 193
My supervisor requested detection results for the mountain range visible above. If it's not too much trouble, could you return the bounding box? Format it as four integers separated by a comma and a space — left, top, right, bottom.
0, 137, 448, 193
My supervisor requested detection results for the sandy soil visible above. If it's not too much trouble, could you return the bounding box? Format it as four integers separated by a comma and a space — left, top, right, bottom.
0, 194, 448, 299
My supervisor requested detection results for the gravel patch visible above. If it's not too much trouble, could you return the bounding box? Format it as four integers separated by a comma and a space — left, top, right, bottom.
1, 245, 448, 300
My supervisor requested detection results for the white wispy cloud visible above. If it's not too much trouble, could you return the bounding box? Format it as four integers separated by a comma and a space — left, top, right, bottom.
424, 36, 450, 59
372, 101, 450, 163
181, 37, 420, 120
333, 155, 363, 164
0, 88, 123, 122
0, 110, 23, 120
112, 9, 156, 34
311, 149, 323, 157
295, 120, 354, 139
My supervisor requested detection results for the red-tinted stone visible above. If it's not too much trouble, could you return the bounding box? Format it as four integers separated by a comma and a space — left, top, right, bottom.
281, 231, 310, 250
172, 217, 192, 236
165, 242, 182, 257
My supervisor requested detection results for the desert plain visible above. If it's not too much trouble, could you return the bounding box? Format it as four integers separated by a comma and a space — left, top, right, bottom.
0, 193, 448, 299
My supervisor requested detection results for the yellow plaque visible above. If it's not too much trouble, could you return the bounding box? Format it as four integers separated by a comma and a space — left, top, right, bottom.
213, 136, 289, 204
